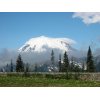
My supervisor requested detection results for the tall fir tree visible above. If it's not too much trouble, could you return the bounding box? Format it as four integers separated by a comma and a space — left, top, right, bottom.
70, 57, 74, 72
51, 50, 55, 66
62, 51, 69, 72
6, 64, 9, 72
16, 54, 24, 72
10, 59, 13, 72
86, 46, 95, 72
59, 54, 62, 72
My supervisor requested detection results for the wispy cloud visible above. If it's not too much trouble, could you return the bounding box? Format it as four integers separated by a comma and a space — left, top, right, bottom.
72, 12, 100, 25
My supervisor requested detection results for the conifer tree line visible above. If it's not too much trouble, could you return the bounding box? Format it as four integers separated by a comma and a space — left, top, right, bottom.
57, 46, 95, 73
3, 46, 95, 73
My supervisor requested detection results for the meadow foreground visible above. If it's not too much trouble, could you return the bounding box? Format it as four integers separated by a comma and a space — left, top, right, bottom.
0, 74, 100, 87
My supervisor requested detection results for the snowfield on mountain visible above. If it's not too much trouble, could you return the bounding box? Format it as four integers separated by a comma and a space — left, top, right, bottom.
19, 36, 76, 53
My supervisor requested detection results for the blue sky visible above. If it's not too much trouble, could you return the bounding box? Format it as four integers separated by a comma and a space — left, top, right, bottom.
0, 12, 100, 50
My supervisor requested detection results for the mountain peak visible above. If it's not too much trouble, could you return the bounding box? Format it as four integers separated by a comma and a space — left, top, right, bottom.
19, 36, 76, 53
39, 35, 48, 38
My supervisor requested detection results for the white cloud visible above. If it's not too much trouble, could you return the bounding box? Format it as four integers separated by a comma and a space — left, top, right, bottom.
73, 12, 100, 24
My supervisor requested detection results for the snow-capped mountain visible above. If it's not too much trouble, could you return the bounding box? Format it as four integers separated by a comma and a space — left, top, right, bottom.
19, 36, 76, 53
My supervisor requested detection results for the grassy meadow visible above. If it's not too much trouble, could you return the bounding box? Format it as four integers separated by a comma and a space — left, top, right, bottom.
0, 73, 100, 87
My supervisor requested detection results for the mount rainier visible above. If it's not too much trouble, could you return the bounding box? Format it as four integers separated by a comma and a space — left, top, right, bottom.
19, 36, 76, 53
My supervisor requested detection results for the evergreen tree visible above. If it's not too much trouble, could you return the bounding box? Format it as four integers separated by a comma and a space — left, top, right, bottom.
82, 62, 85, 72
86, 46, 95, 72
6, 64, 9, 72
70, 57, 74, 72
62, 51, 69, 72
16, 54, 24, 72
51, 50, 55, 66
59, 54, 62, 72
25, 63, 30, 72
26, 66, 29, 72
34, 64, 38, 72
74, 65, 80, 72
10, 59, 13, 72
24, 63, 30, 77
